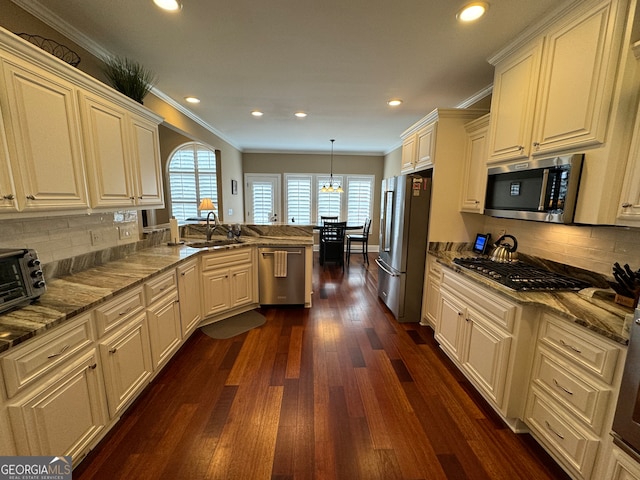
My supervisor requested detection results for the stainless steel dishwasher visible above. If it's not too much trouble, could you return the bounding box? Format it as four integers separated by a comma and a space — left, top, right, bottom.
258, 247, 306, 305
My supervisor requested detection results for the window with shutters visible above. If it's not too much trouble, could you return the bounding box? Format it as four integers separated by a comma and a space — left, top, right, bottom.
317, 175, 343, 221
346, 176, 373, 225
286, 175, 312, 224
167, 142, 219, 222
252, 181, 275, 224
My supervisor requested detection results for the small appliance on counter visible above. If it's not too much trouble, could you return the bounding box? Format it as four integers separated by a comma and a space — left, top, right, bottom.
0, 248, 46, 315
489, 234, 518, 263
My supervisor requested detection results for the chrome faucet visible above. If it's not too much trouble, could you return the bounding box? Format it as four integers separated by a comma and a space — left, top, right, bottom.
205, 211, 219, 241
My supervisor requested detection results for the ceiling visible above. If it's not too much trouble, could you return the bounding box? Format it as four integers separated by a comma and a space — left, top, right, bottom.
14, 0, 560, 154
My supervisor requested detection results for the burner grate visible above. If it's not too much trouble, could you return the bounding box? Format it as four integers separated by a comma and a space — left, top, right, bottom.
452, 257, 591, 291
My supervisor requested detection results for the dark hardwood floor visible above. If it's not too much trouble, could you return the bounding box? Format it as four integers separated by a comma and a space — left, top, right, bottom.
74, 252, 570, 479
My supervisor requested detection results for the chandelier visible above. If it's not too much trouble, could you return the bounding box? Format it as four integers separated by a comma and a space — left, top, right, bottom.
320, 139, 343, 193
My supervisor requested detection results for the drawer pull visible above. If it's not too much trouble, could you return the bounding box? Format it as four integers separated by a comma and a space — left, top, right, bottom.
119, 306, 136, 316
544, 420, 564, 440
559, 339, 582, 354
47, 344, 69, 359
109, 348, 117, 354
88, 363, 97, 370
553, 378, 574, 395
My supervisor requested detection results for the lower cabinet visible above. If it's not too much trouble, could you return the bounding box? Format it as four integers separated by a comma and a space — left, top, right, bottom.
434, 269, 535, 429
606, 444, 640, 480
201, 249, 255, 319
524, 312, 625, 479
146, 288, 181, 371
98, 313, 152, 418
7, 348, 108, 465
177, 258, 202, 338
421, 255, 442, 327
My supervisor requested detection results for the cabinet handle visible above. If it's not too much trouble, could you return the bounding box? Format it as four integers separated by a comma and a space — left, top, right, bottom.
181, 272, 186, 276
109, 348, 117, 354
119, 306, 136, 316
88, 363, 97, 370
26, 194, 36, 200
517, 145, 524, 151
622, 202, 632, 208
544, 420, 564, 440
47, 344, 69, 359
138, 196, 143, 199
3, 194, 14, 200
532, 142, 540, 148
559, 339, 582, 354
553, 378, 574, 396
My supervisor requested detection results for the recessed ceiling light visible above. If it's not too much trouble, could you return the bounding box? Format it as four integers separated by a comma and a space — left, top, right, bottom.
294, 112, 308, 118
457, 2, 489, 22
153, 0, 182, 12
387, 99, 403, 107
185, 96, 200, 104
251, 110, 264, 117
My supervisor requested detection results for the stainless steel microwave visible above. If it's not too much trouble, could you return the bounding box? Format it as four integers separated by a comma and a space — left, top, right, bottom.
484, 154, 584, 224
0, 248, 46, 315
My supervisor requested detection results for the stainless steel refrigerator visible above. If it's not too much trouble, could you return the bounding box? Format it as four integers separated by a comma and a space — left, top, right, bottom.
376, 172, 431, 322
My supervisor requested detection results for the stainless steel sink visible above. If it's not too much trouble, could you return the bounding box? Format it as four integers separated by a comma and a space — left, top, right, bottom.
186, 239, 243, 248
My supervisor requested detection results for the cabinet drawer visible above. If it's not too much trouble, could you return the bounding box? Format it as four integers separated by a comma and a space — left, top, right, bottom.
538, 313, 620, 383
533, 347, 610, 434
94, 287, 144, 338
1, 313, 94, 398
201, 249, 252, 271
526, 390, 599, 478
144, 270, 177, 305
442, 270, 518, 332
427, 257, 443, 279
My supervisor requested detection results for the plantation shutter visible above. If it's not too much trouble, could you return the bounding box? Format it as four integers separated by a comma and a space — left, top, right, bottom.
286, 175, 312, 224
317, 175, 342, 221
347, 177, 373, 225
252, 181, 274, 224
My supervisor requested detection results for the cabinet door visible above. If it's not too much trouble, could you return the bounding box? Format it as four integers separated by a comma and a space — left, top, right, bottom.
0, 108, 17, 212
79, 92, 135, 208
434, 288, 466, 362
0, 57, 88, 211
147, 292, 181, 370
487, 39, 543, 163
99, 314, 152, 418
202, 269, 231, 317
414, 122, 437, 171
618, 96, 640, 223
461, 309, 512, 409
400, 135, 416, 173
130, 114, 163, 207
461, 116, 489, 213
606, 445, 640, 480
8, 349, 107, 463
230, 264, 253, 308
177, 260, 202, 338
424, 275, 441, 328
532, 2, 616, 154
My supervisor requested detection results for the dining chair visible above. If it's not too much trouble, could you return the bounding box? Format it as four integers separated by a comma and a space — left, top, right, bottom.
320, 215, 338, 225
346, 218, 372, 266
320, 221, 346, 270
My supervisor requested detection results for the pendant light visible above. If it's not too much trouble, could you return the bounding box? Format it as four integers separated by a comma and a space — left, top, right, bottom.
321, 139, 343, 193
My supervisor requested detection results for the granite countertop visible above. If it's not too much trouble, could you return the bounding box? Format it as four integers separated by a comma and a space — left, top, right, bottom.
430, 249, 633, 346
0, 235, 313, 354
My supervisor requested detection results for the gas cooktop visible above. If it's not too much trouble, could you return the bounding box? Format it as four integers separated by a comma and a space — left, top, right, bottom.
452, 257, 592, 291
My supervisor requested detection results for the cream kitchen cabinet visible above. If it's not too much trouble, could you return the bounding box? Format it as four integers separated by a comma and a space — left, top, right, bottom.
0, 405, 16, 455
421, 255, 442, 328
617, 84, 640, 225
460, 114, 490, 213
0, 53, 88, 211
7, 348, 108, 465
98, 313, 152, 418
487, 0, 627, 163
0, 108, 17, 212
79, 91, 163, 209
177, 258, 202, 338
401, 122, 437, 173
201, 248, 256, 319
145, 271, 181, 371
606, 445, 640, 480
524, 312, 625, 480
435, 269, 535, 430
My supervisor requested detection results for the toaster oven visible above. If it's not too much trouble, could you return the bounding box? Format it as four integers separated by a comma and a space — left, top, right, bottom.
0, 248, 46, 315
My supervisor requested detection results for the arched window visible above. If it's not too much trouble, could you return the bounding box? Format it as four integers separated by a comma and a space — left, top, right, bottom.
167, 142, 219, 222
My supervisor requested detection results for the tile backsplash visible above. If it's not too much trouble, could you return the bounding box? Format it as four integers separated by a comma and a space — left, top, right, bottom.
482, 217, 640, 277
0, 211, 140, 264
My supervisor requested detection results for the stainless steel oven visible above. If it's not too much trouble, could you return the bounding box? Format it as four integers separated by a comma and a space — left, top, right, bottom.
612, 307, 640, 460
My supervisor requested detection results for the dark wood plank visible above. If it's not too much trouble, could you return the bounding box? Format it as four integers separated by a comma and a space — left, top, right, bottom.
73, 252, 570, 480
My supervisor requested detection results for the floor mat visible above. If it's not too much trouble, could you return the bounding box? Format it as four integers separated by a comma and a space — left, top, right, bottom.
200, 310, 266, 339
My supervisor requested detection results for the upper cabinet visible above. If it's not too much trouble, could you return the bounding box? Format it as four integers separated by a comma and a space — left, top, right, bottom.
401, 121, 437, 173
460, 114, 490, 213
487, 0, 627, 164
0, 53, 89, 211
79, 92, 164, 209
0, 26, 164, 216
